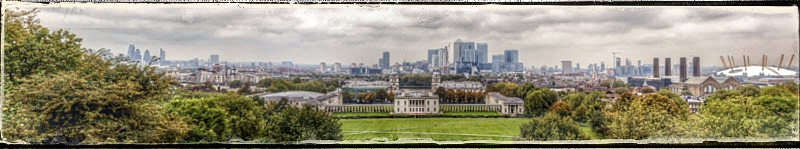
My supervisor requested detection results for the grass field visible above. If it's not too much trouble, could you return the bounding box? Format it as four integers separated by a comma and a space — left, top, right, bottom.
580, 126, 603, 139
441, 111, 501, 116
339, 118, 528, 141
332, 112, 391, 116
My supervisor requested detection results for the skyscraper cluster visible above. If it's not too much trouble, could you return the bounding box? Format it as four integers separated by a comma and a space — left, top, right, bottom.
127, 44, 168, 66
440, 39, 522, 74
428, 47, 449, 69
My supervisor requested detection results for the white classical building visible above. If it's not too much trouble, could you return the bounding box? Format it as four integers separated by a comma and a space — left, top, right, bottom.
394, 92, 439, 114
486, 92, 524, 116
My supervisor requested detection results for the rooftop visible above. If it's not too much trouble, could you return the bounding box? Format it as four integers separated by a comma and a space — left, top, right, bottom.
488, 92, 524, 104
344, 80, 391, 88
438, 81, 484, 89
716, 66, 798, 77
261, 91, 325, 101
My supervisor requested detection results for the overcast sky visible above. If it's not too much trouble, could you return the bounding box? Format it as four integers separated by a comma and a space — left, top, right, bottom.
11, 3, 799, 67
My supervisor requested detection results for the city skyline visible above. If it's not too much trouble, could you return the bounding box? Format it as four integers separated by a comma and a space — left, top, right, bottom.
27, 4, 799, 67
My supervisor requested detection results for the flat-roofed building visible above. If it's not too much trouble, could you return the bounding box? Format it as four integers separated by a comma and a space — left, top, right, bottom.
259, 91, 339, 110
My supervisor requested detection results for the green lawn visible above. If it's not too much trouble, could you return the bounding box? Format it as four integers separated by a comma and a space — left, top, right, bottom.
580, 126, 603, 139
339, 118, 528, 141
332, 112, 391, 116
441, 111, 501, 116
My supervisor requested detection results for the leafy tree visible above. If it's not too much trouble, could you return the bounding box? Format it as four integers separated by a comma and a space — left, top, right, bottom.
237, 82, 252, 95
217, 93, 267, 141
613, 87, 629, 95
520, 113, 591, 141
341, 92, 354, 102
256, 78, 273, 88
4, 50, 188, 143
563, 92, 586, 110
680, 90, 693, 96
523, 89, 558, 117
516, 83, 536, 99
293, 76, 302, 84
640, 87, 655, 94
737, 85, 761, 97
434, 87, 446, 101
163, 97, 229, 141
264, 104, 342, 142
229, 80, 243, 88
387, 91, 396, 103
376, 89, 388, 103
774, 82, 799, 96
548, 101, 572, 117
3, 9, 85, 85
605, 93, 690, 139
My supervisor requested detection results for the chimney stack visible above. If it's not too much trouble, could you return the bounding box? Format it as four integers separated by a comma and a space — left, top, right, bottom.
692, 57, 700, 77
665, 58, 672, 76
680, 57, 687, 81
653, 58, 660, 78
762, 54, 766, 71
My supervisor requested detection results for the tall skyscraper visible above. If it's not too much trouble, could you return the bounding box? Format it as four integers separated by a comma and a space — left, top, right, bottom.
452, 39, 475, 63
159, 48, 165, 63
653, 58, 660, 78
562, 61, 573, 74
665, 58, 672, 76
692, 57, 700, 77
127, 44, 136, 60
428, 49, 438, 66
381, 51, 390, 69
319, 62, 327, 73
576, 63, 580, 71
333, 62, 342, 74
504, 50, 518, 63
134, 49, 141, 62
143, 49, 151, 62
492, 54, 505, 72
637, 60, 642, 75
600, 62, 605, 71
680, 57, 687, 81
210, 54, 220, 65
476, 43, 488, 64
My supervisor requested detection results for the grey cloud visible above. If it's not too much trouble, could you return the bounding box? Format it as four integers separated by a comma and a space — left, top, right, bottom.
25, 5, 797, 66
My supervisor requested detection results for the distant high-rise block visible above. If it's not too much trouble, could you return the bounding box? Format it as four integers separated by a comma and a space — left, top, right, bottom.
693, 57, 700, 77
452, 39, 475, 63
492, 54, 505, 72
665, 58, 671, 76
477, 43, 488, 64
680, 57, 687, 81
562, 61, 573, 74
210, 54, 220, 65
159, 48, 166, 64
381, 51, 390, 69
504, 50, 518, 63
653, 58, 660, 78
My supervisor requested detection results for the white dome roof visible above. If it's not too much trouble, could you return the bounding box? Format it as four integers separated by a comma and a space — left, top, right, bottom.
716, 66, 798, 77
